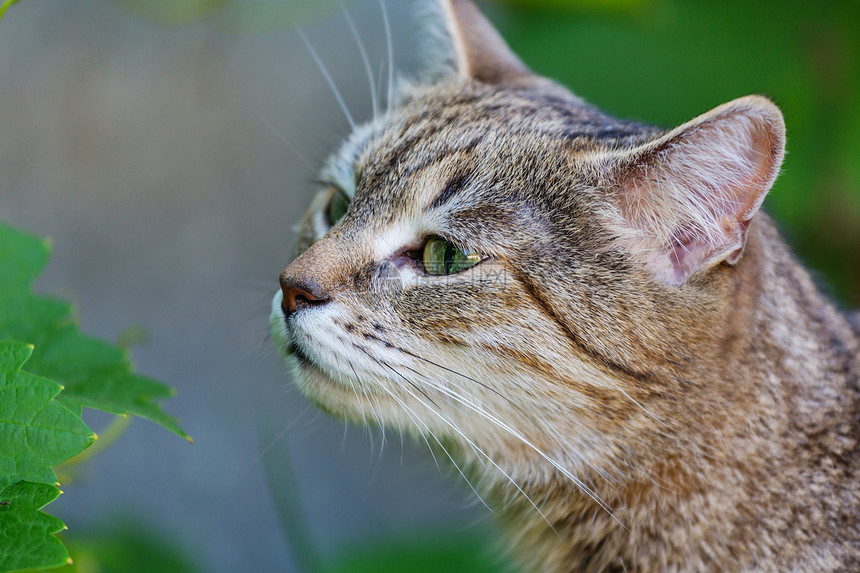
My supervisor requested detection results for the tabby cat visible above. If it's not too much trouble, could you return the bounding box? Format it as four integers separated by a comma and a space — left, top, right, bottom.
271, 1, 860, 570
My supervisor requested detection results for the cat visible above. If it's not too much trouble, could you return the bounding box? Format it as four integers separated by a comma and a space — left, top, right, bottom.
270, 0, 860, 570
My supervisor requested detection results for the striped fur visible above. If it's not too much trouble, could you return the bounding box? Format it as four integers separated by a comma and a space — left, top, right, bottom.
272, 1, 860, 571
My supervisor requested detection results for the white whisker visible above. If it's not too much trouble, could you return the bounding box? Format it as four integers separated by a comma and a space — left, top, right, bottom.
296, 27, 356, 130
374, 377, 443, 474
348, 361, 383, 459
378, 360, 554, 529
252, 109, 317, 173
379, 0, 395, 114
610, 383, 668, 427
341, 2, 378, 122
378, 379, 493, 513
403, 363, 623, 528
251, 422, 293, 467
336, 354, 372, 438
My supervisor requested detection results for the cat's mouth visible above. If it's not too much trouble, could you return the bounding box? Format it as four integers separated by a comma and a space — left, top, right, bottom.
270, 290, 316, 369
286, 341, 314, 368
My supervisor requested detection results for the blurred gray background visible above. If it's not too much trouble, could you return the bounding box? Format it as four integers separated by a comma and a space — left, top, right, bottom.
0, 1, 493, 571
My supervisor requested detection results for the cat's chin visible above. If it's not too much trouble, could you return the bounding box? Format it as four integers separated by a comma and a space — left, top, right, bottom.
286, 357, 376, 424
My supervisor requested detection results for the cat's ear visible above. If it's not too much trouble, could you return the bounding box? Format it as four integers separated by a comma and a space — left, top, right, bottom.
440, 0, 531, 84
601, 96, 785, 285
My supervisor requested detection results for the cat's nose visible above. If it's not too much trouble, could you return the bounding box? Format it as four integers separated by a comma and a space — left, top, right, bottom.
279, 274, 332, 317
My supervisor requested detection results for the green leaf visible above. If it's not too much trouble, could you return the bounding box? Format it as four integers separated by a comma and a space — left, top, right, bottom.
0, 341, 95, 492
0, 224, 188, 440
0, 481, 70, 573
0, 223, 187, 571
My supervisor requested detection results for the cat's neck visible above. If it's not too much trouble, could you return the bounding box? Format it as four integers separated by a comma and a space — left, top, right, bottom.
736, 214, 860, 427
484, 215, 860, 572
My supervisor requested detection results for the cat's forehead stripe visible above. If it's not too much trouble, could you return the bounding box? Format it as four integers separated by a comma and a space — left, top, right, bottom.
357, 132, 483, 210
428, 171, 471, 210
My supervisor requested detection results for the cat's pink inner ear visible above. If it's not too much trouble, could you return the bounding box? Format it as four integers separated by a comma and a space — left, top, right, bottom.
609, 96, 786, 285
440, 0, 531, 84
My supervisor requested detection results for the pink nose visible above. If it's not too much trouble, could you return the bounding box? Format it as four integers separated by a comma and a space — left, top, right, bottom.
279, 275, 331, 316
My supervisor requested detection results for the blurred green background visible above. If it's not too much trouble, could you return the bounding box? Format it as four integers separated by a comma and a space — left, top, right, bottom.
2, 0, 858, 572
498, 0, 860, 306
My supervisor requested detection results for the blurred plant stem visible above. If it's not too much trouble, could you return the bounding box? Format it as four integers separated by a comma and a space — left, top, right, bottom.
0, 0, 21, 22
258, 415, 324, 573
56, 416, 132, 473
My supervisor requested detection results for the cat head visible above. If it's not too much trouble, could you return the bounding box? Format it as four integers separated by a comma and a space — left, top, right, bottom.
272, 0, 785, 482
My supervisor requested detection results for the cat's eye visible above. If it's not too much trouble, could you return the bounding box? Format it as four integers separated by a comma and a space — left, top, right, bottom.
326, 187, 351, 226
421, 237, 483, 276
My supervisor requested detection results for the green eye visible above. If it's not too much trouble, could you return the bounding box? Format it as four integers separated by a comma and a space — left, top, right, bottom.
326, 187, 350, 226
422, 237, 483, 276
